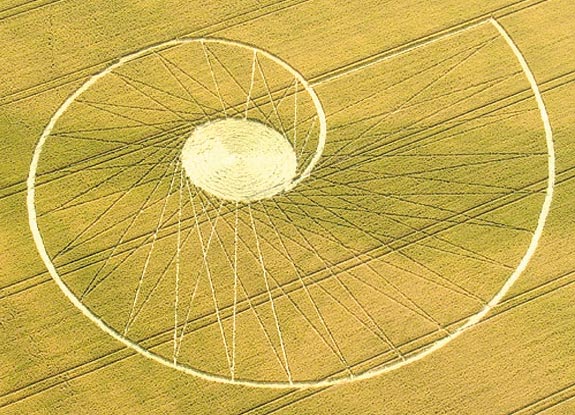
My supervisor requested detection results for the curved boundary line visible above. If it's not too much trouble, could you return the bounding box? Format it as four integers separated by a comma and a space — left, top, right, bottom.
26, 19, 555, 389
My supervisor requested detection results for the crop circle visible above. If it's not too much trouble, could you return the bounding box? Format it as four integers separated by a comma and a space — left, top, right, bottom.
28, 26, 554, 388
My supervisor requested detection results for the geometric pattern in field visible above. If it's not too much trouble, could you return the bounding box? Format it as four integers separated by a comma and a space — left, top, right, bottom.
29, 20, 551, 387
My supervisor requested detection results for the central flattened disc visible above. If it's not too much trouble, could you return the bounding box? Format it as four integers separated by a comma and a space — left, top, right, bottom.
181, 118, 297, 202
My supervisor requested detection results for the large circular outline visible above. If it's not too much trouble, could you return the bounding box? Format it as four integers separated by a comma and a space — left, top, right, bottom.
27, 21, 555, 389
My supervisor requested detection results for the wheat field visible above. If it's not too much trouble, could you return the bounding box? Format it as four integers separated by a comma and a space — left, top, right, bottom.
1, 0, 574, 414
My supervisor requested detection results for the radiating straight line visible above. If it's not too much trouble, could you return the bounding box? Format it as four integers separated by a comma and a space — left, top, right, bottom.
289, 193, 517, 267
261, 78, 297, 126
124, 161, 180, 336
309, 174, 527, 234
245, 50, 257, 119
298, 116, 317, 162
112, 65, 213, 110
75, 100, 164, 132
315, 36, 502, 173
231, 202, 239, 380
174, 180, 211, 359
80, 151, 182, 299
174, 269, 201, 360
259, 202, 353, 374
76, 181, 223, 296
76, 99, 201, 116
315, 36, 498, 173
201, 40, 228, 116
46, 158, 174, 173
50, 135, 183, 255
203, 45, 271, 122
197, 197, 291, 377
284, 190, 483, 304
261, 199, 441, 341
173, 168, 184, 363
37, 122, 191, 188
205, 43, 270, 120
153, 51, 214, 121
188, 184, 232, 374
155, 51, 224, 108
111, 72, 188, 122
53, 120, 181, 136
336, 153, 533, 186
127, 221, 196, 332
263, 197, 447, 330
263, 199, 404, 359
248, 205, 292, 383
255, 54, 288, 137
320, 74, 517, 176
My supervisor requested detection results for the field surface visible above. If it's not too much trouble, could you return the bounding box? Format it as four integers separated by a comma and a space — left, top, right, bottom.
1, 0, 574, 414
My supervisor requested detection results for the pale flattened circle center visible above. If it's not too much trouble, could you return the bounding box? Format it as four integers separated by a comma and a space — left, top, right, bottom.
181, 118, 297, 202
